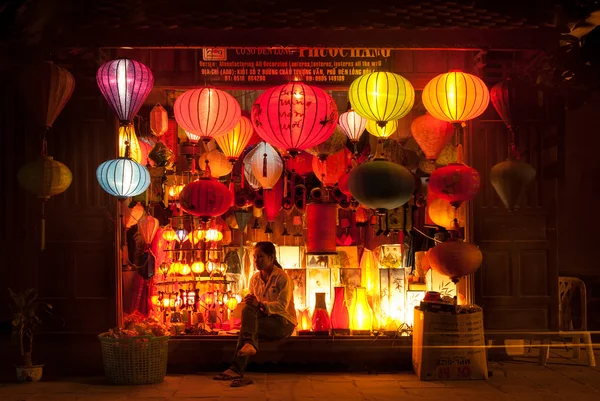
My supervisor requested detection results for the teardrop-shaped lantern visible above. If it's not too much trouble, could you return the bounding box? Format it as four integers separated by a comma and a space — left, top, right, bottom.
348, 72, 415, 127
306, 126, 348, 161
19, 61, 76, 128
338, 109, 367, 143
422, 71, 489, 125
243, 146, 261, 190
178, 177, 232, 221
96, 58, 154, 123
96, 158, 151, 199
123, 202, 145, 229
366, 119, 398, 139
199, 149, 233, 178
118, 124, 145, 165
490, 157, 536, 211
410, 113, 455, 160
138, 215, 159, 246
251, 82, 338, 156
215, 116, 254, 162
150, 103, 168, 137
312, 149, 350, 188
428, 239, 483, 283
250, 142, 283, 190
490, 77, 535, 132
174, 87, 241, 142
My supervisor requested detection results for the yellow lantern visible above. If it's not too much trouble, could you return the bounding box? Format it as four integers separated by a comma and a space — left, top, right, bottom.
205, 229, 222, 242
118, 124, 144, 164
350, 287, 373, 334
226, 296, 239, 311
180, 263, 192, 276
215, 116, 254, 162
162, 226, 177, 242
250, 142, 283, 190
170, 261, 182, 274
199, 149, 233, 178
150, 103, 168, 137
365, 119, 398, 139
428, 198, 466, 230
151, 295, 159, 305
421, 71, 490, 125
348, 72, 415, 127
190, 229, 206, 245
359, 249, 379, 295
191, 261, 205, 274
298, 309, 312, 331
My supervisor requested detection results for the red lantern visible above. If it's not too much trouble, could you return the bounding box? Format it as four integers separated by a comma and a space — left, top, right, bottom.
410, 113, 455, 160
251, 82, 338, 156
286, 151, 313, 176
312, 149, 350, 188
355, 206, 369, 226
490, 77, 535, 133
96, 58, 154, 123
263, 179, 284, 223
138, 215, 159, 247
150, 103, 168, 137
338, 170, 352, 196
427, 239, 483, 283
306, 203, 337, 255
174, 88, 241, 142
428, 149, 480, 208
179, 178, 232, 221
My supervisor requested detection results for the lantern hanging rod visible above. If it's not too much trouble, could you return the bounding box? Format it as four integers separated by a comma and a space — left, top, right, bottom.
104, 46, 526, 52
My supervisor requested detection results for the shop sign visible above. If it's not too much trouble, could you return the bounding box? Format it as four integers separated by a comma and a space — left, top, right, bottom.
199, 47, 393, 86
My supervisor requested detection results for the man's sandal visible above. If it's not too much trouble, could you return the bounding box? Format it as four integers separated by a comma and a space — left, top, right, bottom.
230, 378, 254, 387
213, 372, 242, 381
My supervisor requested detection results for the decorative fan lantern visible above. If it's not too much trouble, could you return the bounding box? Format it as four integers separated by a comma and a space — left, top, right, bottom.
215, 116, 254, 162
249, 142, 283, 190
365, 119, 398, 139
306, 126, 348, 161
179, 178, 232, 221
199, 149, 233, 178
428, 239, 483, 283
174, 87, 241, 143
150, 103, 168, 137
338, 109, 367, 145
428, 145, 480, 208
251, 82, 338, 156
312, 149, 350, 188
348, 72, 415, 127
410, 113, 455, 160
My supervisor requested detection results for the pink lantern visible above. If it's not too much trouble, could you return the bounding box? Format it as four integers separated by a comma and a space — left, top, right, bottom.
96, 58, 154, 123
338, 109, 367, 143
174, 88, 241, 142
251, 82, 338, 156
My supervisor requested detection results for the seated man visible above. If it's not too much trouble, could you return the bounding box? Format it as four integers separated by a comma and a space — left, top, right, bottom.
214, 241, 297, 387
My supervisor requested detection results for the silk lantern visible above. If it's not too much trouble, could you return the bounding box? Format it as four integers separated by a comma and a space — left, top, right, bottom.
286, 151, 313, 176
215, 116, 254, 162
428, 239, 483, 283
490, 157, 536, 211
251, 82, 338, 156
122, 202, 145, 229
263, 179, 284, 232
366, 119, 398, 139
338, 109, 367, 143
490, 77, 534, 134
150, 103, 168, 137
428, 146, 480, 208
410, 113, 455, 160
199, 149, 233, 178
118, 124, 145, 165
306, 126, 348, 161
178, 178, 232, 221
349, 287, 373, 334
312, 149, 350, 188
421, 70, 489, 127
348, 72, 415, 127
250, 142, 283, 190
138, 215, 159, 248
242, 146, 261, 190
96, 58, 154, 123
428, 198, 464, 230
174, 87, 241, 142
306, 203, 337, 255
96, 158, 150, 199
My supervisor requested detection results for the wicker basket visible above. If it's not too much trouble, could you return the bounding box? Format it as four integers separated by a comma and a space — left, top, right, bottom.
98, 333, 170, 385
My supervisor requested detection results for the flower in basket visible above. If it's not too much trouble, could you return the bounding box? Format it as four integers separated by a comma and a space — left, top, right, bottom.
106, 311, 169, 339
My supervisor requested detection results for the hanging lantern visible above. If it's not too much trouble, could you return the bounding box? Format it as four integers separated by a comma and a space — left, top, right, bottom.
215, 116, 254, 162
96, 58, 154, 123
312, 149, 350, 188
490, 157, 536, 211
306, 126, 348, 161
428, 239, 483, 283
242, 146, 262, 190
306, 203, 337, 255
251, 82, 338, 156
349, 287, 373, 334
427, 198, 466, 230
286, 151, 313, 176
410, 113, 455, 160
421, 70, 489, 126
264, 179, 284, 223
19, 61, 76, 129
179, 178, 232, 221
250, 142, 283, 190
96, 158, 150, 199
162, 226, 177, 242
365, 119, 398, 139
174, 87, 241, 142
428, 146, 480, 208
348, 160, 415, 213
150, 103, 168, 137
175, 228, 189, 243
190, 228, 206, 245
192, 261, 205, 274
138, 215, 159, 246
338, 109, 367, 143
118, 124, 145, 165
199, 149, 233, 178
355, 206, 369, 225
122, 202, 145, 229
490, 77, 535, 133
348, 72, 415, 127
337, 170, 352, 196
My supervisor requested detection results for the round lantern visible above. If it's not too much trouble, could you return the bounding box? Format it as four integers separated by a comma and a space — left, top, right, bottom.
338, 109, 367, 143
150, 103, 168, 137
118, 124, 145, 165
178, 178, 232, 221
490, 157, 536, 211
251, 82, 338, 156
18, 156, 73, 199
312, 149, 350, 188
286, 151, 313, 176
348, 72, 415, 127
428, 198, 466, 230
428, 147, 480, 208
242, 146, 261, 190
306, 126, 348, 161
428, 240, 483, 283
410, 113, 455, 160
366, 119, 398, 139
306, 203, 338, 255
96, 58, 154, 123
250, 142, 283, 190
199, 149, 233, 178
348, 160, 415, 212
422, 71, 489, 125
96, 158, 151, 199
338, 170, 352, 196
215, 116, 254, 162
174, 87, 241, 142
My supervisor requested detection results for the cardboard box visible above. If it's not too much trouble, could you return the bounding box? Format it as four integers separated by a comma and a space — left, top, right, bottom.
412, 307, 488, 381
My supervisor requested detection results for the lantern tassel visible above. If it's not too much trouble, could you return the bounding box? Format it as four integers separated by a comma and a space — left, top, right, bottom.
40, 200, 46, 251
509, 128, 521, 160
263, 153, 268, 178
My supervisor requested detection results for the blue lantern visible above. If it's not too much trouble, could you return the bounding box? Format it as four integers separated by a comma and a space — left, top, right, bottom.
96, 158, 150, 199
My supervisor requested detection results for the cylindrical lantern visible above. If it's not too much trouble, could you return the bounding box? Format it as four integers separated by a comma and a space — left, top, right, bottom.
199, 149, 233, 178
422, 71, 489, 124
312, 149, 350, 188
348, 72, 415, 127
174, 87, 241, 142
150, 103, 168, 137
250, 142, 283, 190
366, 119, 398, 139
490, 157, 536, 211
251, 82, 338, 156
96, 158, 150, 199
338, 109, 367, 143
428, 240, 483, 283
118, 124, 145, 165
306, 126, 348, 161
96, 58, 154, 123
306, 203, 337, 255
410, 113, 455, 160
359, 249, 379, 296
215, 116, 254, 162
179, 178, 232, 221
348, 160, 415, 212
350, 287, 373, 334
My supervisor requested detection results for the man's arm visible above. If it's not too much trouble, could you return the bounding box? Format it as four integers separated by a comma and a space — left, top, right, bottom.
260, 274, 292, 316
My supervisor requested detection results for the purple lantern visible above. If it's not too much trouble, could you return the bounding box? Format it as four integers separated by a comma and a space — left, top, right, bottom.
96, 58, 154, 123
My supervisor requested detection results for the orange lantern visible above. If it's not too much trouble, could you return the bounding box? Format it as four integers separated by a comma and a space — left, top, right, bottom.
427, 198, 465, 230
359, 249, 379, 295
199, 149, 233, 178
215, 116, 254, 162
298, 309, 312, 332
150, 103, 168, 137
410, 113, 455, 160
191, 261, 205, 274
138, 215, 159, 248
123, 202, 145, 229
428, 239, 483, 283
311, 149, 350, 188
